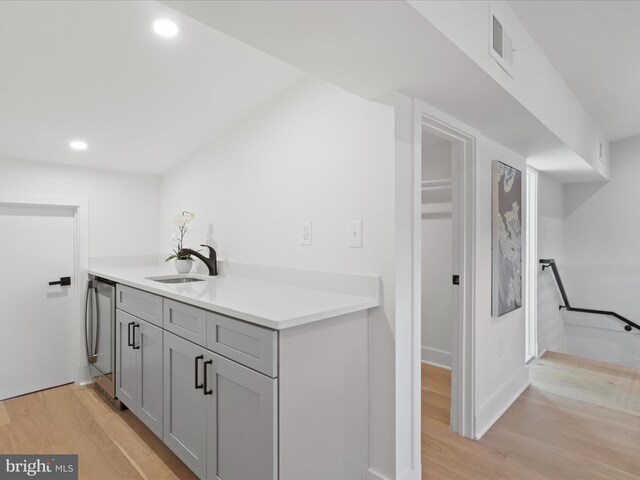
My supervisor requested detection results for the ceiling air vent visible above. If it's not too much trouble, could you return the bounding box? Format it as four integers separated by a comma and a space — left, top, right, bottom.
489, 12, 515, 77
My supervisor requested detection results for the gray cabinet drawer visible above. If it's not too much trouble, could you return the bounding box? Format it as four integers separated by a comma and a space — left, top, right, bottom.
206, 312, 278, 377
116, 284, 163, 327
164, 298, 207, 347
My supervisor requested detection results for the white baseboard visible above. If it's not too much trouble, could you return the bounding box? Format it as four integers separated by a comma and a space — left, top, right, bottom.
475, 364, 530, 439
368, 468, 392, 480
399, 466, 422, 480
369, 466, 421, 480
76, 365, 91, 386
421, 346, 452, 369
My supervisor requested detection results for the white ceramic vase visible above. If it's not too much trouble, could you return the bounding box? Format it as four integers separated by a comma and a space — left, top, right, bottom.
175, 259, 193, 274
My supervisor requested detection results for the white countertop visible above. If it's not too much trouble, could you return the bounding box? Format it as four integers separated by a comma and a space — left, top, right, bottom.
88, 264, 380, 330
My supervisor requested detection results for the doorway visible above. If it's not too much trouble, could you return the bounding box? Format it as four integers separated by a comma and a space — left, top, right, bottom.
420, 128, 456, 452
394, 96, 476, 477
0, 196, 89, 399
421, 131, 454, 369
0, 204, 76, 399
415, 111, 476, 443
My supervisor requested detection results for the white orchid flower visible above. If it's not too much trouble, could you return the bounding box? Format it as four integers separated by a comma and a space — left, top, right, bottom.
166, 211, 197, 263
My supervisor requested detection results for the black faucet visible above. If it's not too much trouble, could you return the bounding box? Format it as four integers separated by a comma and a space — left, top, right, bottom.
178, 244, 218, 276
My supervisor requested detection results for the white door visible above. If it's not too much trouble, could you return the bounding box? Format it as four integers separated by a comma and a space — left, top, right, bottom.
0, 204, 75, 400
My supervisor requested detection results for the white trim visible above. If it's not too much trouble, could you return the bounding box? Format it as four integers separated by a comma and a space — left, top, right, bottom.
525, 167, 539, 361
421, 347, 452, 369
475, 364, 530, 439
393, 96, 477, 478
394, 93, 420, 479
0, 194, 89, 386
564, 313, 640, 334
414, 100, 477, 441
367, 468, 392, 480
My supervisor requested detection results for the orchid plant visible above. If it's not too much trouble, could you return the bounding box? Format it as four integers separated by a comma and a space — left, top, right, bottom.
165, 211, 196, 262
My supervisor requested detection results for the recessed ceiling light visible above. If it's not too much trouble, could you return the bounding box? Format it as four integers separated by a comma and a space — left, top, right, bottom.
69, 140, 88, 151
153, 19, 179, 38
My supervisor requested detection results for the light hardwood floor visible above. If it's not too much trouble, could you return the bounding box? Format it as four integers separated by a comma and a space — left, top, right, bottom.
422, 351, 640, 480
2, 352, 639, 479
0, 383, 197, 480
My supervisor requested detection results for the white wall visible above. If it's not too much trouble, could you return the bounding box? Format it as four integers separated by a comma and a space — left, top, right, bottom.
562, 135, 640, 365
421, 134, 453, 368
161, 77, 396, 478
474, 135, 529, 437
0, 157, 162, 258
537, 172, 565, 353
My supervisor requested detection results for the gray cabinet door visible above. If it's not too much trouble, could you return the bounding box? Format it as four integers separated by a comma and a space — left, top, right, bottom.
206, 353, 278, 480
164, 331, 208, 479
137, 318, 163, 438
116, 309, 137, 411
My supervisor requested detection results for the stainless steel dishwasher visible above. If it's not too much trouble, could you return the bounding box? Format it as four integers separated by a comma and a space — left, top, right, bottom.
85, 275, 122, 408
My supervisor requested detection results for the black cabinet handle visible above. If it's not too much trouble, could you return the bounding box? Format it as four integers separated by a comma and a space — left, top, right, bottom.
127, 322, 134, 347
203, 359, 213, 395
194, 355, 204, 390
132, 324, 140, 350
49, 276, 71, 286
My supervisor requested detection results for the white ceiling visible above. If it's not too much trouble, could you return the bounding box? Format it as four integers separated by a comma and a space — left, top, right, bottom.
163, 0, 562, 157
165, 0, 604, 182
0, 1, 304, 174
510, 0, 640, 143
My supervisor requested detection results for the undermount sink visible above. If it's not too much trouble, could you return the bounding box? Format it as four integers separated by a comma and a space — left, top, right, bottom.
147, 276, 205, 284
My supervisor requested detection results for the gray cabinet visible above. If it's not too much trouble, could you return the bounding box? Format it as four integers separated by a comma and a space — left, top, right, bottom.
163, 331, 277, 480
163, 331, 208, 478
115, 281, 279, 480
116, 309, 137, 409
115, 309, 163, 438
207, 353, 278, 480
137, 318, 163, 437
116, 284, 163, 327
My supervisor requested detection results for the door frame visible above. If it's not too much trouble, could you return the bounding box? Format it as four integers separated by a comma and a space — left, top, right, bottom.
0, 194, 89, 385
413, 100, 476, 439
525, 167, 538, 361
394, 95, 477, 479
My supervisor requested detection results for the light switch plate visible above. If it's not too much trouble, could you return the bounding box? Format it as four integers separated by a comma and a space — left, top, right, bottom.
300, 221, 312, 246
348, 220, 362, 248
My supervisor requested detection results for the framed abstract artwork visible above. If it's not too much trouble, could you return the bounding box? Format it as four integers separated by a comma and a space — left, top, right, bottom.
492, 160, 522, 317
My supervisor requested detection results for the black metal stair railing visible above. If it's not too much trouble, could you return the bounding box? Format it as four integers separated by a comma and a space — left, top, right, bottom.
540, 258, 640, 333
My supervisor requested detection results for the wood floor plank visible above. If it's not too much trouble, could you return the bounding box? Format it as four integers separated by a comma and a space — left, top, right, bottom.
0, 402, 10, 427
422, 390, 450, 424
422, 364, 451, 397
0, 384, 195, 480
1, 352, 639, 480
422, 352, 640, 480
94, 410, 197, 480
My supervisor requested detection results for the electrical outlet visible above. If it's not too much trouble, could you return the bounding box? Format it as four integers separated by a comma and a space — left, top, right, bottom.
348, 220, 362, 248
498, 337, 505, 357
300, 221, 312, 246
